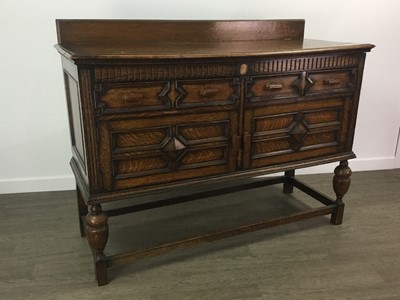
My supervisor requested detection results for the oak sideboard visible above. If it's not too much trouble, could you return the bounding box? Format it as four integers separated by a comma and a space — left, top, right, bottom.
55, 19, 374, 285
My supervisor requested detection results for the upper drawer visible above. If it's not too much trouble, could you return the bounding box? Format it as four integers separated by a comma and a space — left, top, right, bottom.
308, 69, 355, 95
94, 81, 171, 114
176, 78, 240, 108
94, 78, 239, 114
246, 69, 356, 104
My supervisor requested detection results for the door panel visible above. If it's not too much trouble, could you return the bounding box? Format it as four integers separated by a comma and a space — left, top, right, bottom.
242, 98, 351, 169
98, 111, 238, 191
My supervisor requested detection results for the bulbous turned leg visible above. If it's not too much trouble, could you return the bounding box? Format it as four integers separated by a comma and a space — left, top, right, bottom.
86, 204, 109, 286
331, 160, 352, 225
283, 170, 295, 194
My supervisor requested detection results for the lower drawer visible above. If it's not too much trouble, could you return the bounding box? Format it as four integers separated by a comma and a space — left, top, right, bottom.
242, 97, 352, 169
97, 111, 238, 191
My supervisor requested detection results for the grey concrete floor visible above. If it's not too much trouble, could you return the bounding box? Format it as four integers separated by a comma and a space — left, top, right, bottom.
0, 169, 399, 299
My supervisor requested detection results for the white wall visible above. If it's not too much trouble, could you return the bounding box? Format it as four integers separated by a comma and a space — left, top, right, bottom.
0, 0, 399, 193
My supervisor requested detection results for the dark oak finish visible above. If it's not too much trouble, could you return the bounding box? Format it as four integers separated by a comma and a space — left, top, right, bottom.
76, 185, 88, 237
85, 204, 108, 286
283, 170, 295, 194
55, 19, 373, 285
56, 19, 305, 44
331, 160, 352, 225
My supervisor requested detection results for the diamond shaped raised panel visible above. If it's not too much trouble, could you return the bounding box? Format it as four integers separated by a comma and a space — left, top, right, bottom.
162, 137, 187, 159
289, 112, 309, 151
293, 71, 314, 96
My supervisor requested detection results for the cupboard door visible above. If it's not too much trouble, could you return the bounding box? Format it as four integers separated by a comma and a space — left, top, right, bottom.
98, 111, 238, 191
242, 98, 352, 169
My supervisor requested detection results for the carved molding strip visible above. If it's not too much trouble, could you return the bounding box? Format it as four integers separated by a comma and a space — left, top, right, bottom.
94, 64, 237, 82
251, 55, 359, 74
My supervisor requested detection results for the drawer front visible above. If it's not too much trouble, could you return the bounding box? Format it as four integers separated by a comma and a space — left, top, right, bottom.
98, 111, 238, 191
94, 78, 239, 114
242, 98, 352, 169
246, 69, 355, 103
94, 81, 171, 114
308, 69, 355, 95
246, 74, 299, 102
176, 78, 239, 108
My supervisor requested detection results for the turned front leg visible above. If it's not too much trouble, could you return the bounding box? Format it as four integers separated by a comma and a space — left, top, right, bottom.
86, 204, 109, 286
331, 160, 352, 225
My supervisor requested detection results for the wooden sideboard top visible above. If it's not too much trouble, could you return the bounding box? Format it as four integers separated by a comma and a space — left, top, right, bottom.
55, 19, 374, 61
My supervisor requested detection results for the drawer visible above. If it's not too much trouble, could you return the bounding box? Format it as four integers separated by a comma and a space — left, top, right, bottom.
242, 98, 352, 169
246, 69, 355, 103
98, 111, 239, 191
94, 78, 240, 114
94, 81, 171, 113
308, 69, 355, 95
246, 73, 300, 102
176, 78, 239, 108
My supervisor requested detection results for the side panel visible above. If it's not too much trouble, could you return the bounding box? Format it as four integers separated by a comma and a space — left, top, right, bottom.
62, 58, 88, 184
62, 58, 101, 196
